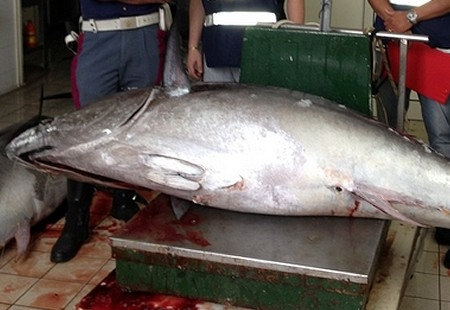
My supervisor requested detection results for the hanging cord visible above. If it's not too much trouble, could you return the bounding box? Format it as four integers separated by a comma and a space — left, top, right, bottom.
378, 39, 399, 97
378, 37, 409, 129
369, 30, 389, 124
369, 28, 405, 126
370, 30, 398, 97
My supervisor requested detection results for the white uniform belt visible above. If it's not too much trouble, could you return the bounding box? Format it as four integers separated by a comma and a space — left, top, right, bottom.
204, 11, 277, 27
81, 12, 159, 32
389, 0, 430, 7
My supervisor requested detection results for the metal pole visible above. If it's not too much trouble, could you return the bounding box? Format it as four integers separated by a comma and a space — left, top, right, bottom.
397, 39, 408, 131
375, 32, 428, 131
320, 0, 332, 32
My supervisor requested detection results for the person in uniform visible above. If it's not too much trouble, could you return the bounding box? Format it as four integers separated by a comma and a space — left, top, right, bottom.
51, 0, 170, 263
186, 0, 305, 82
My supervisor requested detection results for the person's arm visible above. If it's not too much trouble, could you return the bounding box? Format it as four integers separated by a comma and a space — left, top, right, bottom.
412, 0, 450, 22
369, 0, 450, 33
368, 0, 394, 21
285, 0, 305, 24
186, 0, 205, 80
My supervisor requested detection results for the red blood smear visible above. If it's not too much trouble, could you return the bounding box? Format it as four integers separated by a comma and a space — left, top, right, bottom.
349, 201, 360, 217
123, 194, 211, 247
185, 230, 211, 247
77, 271, 201, 310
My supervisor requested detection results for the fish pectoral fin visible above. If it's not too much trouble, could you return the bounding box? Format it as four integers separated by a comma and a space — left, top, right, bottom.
352, 191, 426, 227
142, 154, 204, 191
170, 196, 197, 220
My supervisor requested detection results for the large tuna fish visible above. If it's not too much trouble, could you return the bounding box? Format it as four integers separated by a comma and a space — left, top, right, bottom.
5, 23, 450, 229
0, 117, 67, 258
6, 83, 450, 228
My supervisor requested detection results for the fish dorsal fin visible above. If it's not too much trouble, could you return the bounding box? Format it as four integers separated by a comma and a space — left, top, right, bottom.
163, 17, 190, 96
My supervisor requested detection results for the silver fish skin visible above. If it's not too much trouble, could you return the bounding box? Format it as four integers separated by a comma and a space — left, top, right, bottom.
6, 84, 450, 228
0, 117, 67, 258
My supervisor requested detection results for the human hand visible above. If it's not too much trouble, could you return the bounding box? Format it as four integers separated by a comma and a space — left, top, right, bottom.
383, 8, 413, 33
186, 47, 203, 80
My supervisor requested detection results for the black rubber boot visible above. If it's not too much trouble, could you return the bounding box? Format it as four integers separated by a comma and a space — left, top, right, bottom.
444, 249, 450, 269
110, 189, 140, 222
51, 179, 94, 263
435, 227, 450, 246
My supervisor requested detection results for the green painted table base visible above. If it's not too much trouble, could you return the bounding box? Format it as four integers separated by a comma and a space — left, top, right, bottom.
111, 194, 388, 310
115, 250, 367, 310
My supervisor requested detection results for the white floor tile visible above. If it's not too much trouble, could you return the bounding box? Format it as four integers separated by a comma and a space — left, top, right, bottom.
414, 251, 440, 275
441, 300, 450, 310
422, 229, 439, 253
439, 274, 450, 302
404, 272, 439, 300
399, 296, 439, 310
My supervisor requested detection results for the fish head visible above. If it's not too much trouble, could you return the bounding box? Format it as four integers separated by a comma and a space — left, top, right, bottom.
4, 119, 59, 166
5, 87, 159, 188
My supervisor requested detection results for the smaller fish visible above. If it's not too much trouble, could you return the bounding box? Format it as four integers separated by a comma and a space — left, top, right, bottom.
0, 116, 67, 258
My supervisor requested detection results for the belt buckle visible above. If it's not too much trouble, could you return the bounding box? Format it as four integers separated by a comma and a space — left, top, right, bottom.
88, 19, 98, 32
204, 15, 214, 27
120, 17, 137, 29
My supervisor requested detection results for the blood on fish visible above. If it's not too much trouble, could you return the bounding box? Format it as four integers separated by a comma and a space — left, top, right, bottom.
349, 201, 361, 217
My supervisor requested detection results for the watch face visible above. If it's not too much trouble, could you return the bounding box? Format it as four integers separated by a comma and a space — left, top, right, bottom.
407, 10, 418, 24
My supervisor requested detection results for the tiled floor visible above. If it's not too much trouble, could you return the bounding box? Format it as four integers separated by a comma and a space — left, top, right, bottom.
0, 39, 449, 310
0, 39, 120, 310
399, 229, 450, 310
0, 190, 121, 310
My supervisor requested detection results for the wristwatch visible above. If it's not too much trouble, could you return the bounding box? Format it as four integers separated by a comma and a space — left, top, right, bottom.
406, 9, 418, 24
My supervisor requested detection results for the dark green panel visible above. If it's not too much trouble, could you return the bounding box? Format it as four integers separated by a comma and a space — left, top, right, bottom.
240, 27, 372, 116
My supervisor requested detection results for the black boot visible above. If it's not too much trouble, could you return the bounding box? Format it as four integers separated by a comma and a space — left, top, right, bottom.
435, 227, 450, 246
110, 189, 140, 222
51, 179, 94, 263
444, 249, 450, 269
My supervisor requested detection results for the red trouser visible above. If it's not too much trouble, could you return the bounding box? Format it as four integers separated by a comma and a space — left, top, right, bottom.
387, 41, 450, 104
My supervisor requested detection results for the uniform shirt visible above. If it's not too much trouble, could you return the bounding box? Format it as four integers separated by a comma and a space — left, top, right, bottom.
202, 0, 279, 67
80, 0, 159, 20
